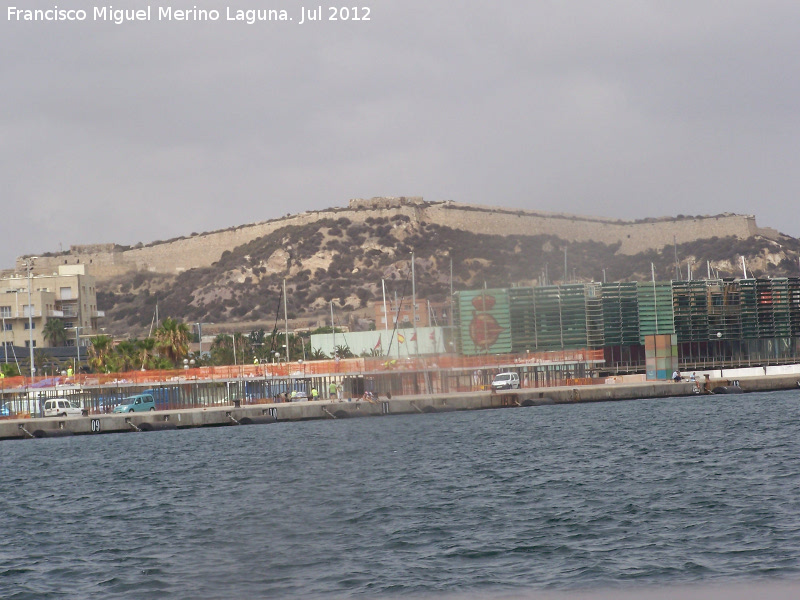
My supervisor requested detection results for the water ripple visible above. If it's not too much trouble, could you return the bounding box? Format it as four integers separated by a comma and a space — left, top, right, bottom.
4, 391, 800, 598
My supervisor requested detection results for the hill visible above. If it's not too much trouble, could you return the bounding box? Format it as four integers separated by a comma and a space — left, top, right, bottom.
81, 199, 800, 336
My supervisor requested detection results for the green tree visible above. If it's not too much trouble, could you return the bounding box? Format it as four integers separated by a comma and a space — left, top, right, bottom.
154, 318, 190, 366
87, 335, 114, 373
1, 363, 20, 377
42, 318, 68, 347
34, 349, 56, 375
334, 345, 354, 359
135, 337, 157, 370
187, 350, 205, 367
210, 334, 233, 365
210, 333, 252, 365
310, 348, 328, 360
113, 340, 139, 372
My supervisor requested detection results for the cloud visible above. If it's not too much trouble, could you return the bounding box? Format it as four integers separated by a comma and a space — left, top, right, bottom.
3, 1, 800, 268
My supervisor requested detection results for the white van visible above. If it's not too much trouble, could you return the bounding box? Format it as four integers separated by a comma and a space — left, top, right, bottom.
43, 398, 84, 418
491, 372, 520, 391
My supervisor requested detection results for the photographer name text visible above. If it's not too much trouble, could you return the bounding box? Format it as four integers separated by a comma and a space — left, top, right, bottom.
7, 5, 371, 25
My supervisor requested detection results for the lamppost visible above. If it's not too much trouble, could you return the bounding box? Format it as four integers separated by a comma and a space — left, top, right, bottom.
21, 257, 37, 379
195, 322, 213, 362
72, 326, 84, 375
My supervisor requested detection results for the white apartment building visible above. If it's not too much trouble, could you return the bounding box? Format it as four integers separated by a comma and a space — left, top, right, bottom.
0, 264, 103, 351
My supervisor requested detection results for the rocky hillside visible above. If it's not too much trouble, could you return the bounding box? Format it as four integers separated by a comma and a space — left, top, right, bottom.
96, 213, 800, 336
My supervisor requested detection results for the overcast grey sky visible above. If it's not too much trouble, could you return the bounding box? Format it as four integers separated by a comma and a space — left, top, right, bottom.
2, 1, 799, 269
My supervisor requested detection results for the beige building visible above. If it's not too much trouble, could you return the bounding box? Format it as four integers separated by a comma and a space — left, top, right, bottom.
0, 264, 103, 351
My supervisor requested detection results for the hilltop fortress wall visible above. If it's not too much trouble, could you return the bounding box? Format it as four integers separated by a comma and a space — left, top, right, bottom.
20, 198, 763, 280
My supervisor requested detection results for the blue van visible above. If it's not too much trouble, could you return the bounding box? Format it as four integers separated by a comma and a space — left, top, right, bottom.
112, 394, 156, 413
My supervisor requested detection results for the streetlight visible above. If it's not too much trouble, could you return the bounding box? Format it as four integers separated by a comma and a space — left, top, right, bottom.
195, 322, 213, 362
72, 326, 84, 375
21, 257, 37, 379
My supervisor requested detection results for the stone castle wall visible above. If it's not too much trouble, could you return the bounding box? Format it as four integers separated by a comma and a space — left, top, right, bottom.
19, 199, 761, 281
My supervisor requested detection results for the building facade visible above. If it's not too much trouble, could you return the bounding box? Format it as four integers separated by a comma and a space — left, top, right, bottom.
0, 264, 103, 352
454, 278, 800, 372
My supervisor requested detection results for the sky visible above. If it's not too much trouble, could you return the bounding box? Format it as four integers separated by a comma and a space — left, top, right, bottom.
2, 1, 800, 270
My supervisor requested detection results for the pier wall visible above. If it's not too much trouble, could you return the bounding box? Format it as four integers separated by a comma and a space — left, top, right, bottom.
4, 373, 799, 441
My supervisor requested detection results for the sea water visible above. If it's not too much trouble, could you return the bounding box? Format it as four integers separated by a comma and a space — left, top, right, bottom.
3, 390, 800, 599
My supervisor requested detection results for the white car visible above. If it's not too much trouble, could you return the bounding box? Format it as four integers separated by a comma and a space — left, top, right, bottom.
491, 372, 520, 391
43, 398, 84, 418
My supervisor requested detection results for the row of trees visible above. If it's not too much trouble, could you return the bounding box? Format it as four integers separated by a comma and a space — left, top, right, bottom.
83, 317, 191, 373
79, 320, 328, 373
2, 318, 367, 376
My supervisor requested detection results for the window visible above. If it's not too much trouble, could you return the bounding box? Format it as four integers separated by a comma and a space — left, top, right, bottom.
0, 306, 10, 318
24, 322, 36, 330
3, 323, 11, 331
25, 341, 37, 347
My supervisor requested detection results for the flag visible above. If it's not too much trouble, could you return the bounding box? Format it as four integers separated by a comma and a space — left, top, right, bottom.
410, 333, 417, 342
397, 333, 405, 343
373, 335, 382, 351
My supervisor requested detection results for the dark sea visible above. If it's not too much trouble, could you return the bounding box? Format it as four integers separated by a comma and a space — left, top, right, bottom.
4, 390, 800, 600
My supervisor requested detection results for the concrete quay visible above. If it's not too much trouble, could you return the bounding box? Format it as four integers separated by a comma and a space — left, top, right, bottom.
2, 374, 799, 441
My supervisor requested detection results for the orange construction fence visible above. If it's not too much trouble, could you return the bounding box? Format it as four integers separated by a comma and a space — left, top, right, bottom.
0, 349, 605, 392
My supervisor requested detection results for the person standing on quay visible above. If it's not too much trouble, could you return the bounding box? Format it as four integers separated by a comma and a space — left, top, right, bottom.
329, 381, 337, 400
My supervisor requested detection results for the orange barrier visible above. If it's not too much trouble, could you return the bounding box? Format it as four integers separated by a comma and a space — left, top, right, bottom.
0, 349, 606, 392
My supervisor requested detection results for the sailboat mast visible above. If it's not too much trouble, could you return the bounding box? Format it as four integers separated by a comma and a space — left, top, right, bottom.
382, 279, 389, 331
283, 278, 289, 362
411, 252, 419, 356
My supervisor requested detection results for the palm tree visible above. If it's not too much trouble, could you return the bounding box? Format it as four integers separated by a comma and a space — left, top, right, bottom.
210, 333, 252, 365
1, 363, 20, 377
154, 318, 190, 366
87, 335, 114, 373
113, 340, 139, 372
310, 348, 328, 360
42, 318, 68, 347
334, 344, 355, 359
34, 349, 55, 375
135, 337, 157, 370
210, 334, 235, 365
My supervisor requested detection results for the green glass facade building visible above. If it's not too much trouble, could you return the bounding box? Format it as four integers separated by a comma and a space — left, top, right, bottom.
454, 278, 800, 372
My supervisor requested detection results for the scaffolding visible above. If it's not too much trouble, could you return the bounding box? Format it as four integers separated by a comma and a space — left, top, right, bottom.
529, 284, 590, 350
672, 280, 709, 342
791, 278, 800, 337
601, 282, 639, 346
585, 283, 605, 349
706, 280, 742, 340
508, 287, 537, 352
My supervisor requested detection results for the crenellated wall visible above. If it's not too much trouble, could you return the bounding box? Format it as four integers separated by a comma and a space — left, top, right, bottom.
17, 198, 763, 281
